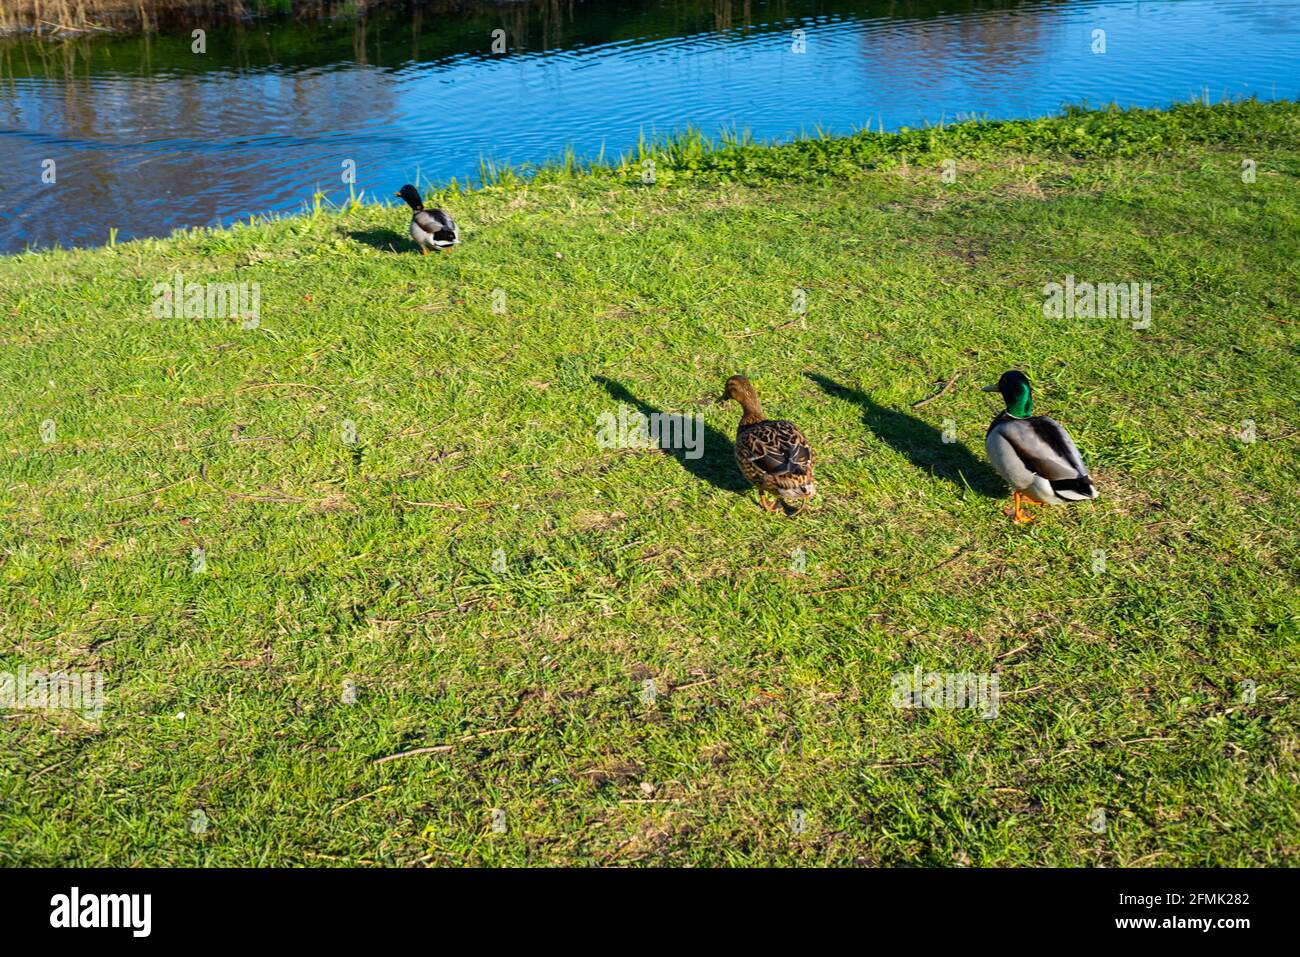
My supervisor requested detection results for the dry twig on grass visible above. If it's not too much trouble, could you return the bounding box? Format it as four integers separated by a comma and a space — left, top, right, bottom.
912, 371, 963, 409
372, 726, 538, 764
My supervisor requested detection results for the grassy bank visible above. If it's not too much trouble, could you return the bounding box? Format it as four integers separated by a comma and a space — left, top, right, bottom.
2, 100, 1298, 866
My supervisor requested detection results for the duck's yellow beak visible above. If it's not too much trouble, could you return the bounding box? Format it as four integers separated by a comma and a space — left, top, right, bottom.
980, 384, 999, 392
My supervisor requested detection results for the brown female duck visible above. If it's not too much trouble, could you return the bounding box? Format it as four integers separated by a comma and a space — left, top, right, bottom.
718, 375, 817, 514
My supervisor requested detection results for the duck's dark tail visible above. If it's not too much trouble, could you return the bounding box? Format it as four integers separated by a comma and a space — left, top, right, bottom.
1051, 476, 1098, 500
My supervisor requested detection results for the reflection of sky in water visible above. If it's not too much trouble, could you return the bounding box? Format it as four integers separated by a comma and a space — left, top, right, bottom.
1, 0, 1297, 251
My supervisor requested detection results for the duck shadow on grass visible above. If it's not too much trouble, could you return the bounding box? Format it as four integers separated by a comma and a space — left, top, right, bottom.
805, 372, 1004, 498
347, 228, 419, 255
592, 375, 750, 495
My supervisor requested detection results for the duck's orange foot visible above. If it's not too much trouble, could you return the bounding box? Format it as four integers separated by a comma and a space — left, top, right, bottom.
1003, 491, 1035, 523
758, 491, 781, 513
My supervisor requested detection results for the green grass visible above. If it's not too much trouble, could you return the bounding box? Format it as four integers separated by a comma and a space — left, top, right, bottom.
2, 99, 1298, 866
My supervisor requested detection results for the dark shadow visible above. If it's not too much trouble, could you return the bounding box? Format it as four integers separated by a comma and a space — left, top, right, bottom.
805, 372, 1003, 498
347, 229, 418, 254
592, 375, 750, 494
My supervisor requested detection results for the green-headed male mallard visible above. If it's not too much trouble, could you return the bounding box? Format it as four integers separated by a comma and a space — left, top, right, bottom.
719, 375, 816, 515
982, 370, 1097, 523
396, 184, 460, 254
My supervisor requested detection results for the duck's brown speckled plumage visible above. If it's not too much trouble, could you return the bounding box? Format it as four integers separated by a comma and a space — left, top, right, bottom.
720, 375, 816, 512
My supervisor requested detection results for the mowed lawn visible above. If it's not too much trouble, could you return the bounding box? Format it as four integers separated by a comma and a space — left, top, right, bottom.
1, 102, 1297, 866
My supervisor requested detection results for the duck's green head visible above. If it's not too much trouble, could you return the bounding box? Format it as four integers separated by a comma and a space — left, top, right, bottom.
982, 369, 1033, 418
396, 184, 423, 210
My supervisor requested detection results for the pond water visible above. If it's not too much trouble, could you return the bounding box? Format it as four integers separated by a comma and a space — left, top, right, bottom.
1, 0, 1297, 253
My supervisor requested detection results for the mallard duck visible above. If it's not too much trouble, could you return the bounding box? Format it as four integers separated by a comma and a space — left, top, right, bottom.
396, 184, 459, 254
718, 375, 816, 514
982, 370, 1097, 523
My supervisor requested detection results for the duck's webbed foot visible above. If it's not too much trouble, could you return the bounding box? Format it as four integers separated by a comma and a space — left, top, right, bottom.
1003, 490, 1035, 523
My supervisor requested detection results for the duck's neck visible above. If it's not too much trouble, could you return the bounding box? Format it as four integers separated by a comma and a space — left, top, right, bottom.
1005, 385, 1033, 419
738, 397, 765, 427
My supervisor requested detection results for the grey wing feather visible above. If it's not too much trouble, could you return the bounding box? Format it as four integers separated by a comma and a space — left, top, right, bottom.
988, 417, 1087, 483
414, 210, 449, 234
1037, 417, 1089, 476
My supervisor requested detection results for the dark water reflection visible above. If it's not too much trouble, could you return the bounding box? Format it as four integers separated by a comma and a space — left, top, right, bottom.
1, 0, 1296, 252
